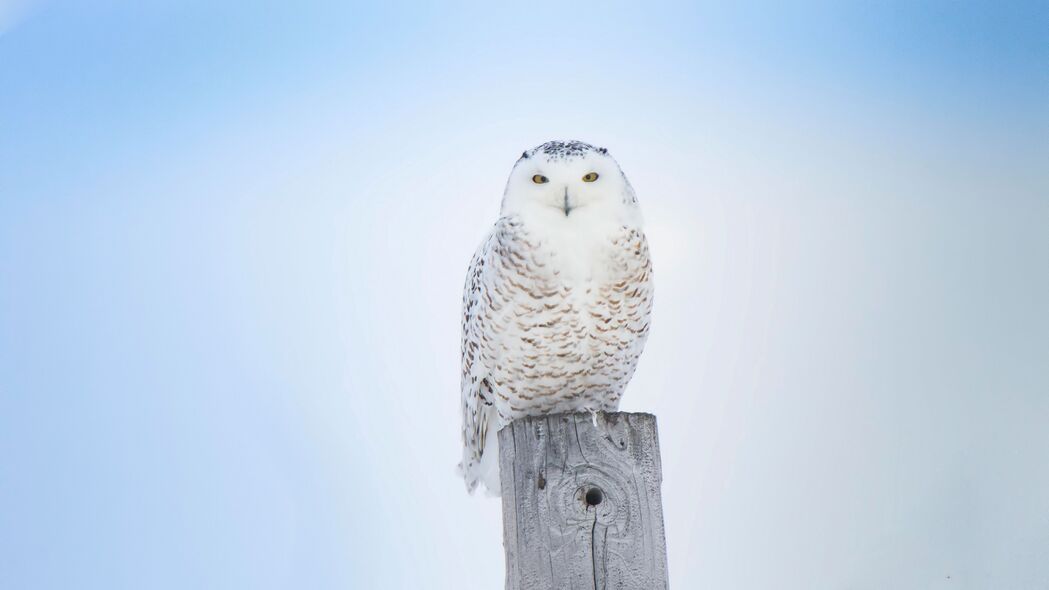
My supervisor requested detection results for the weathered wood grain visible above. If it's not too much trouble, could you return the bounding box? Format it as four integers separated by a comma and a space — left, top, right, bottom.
499, 412, 669, 590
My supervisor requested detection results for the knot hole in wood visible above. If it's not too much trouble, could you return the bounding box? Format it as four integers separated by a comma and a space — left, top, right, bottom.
584, 486, 603, 507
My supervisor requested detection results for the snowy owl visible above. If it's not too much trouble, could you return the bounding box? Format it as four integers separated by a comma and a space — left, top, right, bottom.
459, 140, 654, 494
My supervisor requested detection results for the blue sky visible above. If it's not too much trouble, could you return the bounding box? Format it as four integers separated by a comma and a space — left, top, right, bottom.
1, 2, 1047, 588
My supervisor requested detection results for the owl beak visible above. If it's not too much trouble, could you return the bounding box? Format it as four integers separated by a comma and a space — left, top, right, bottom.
563, 187, 572, 216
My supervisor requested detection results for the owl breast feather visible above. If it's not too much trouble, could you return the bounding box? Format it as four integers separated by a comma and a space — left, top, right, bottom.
480, 216, 653, 422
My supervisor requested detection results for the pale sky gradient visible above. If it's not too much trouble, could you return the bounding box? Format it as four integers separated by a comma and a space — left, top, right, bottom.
2, 2, 1047, 589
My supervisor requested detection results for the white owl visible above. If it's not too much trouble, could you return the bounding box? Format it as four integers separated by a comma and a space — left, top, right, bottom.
459, 140, 654, 494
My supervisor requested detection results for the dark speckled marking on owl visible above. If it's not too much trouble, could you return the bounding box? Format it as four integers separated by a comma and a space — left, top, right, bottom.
523, 140, 607, 161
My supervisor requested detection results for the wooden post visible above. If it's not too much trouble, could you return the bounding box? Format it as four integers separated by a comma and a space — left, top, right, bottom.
499, 412, 669, 589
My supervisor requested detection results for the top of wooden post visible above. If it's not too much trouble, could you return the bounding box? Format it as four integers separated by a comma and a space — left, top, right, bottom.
499, 412, 669, 589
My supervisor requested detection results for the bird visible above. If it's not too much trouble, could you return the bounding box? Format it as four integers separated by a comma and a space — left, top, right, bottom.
459, 140, 654, 495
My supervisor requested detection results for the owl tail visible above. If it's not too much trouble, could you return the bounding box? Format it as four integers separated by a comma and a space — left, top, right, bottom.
459, 406, 501, 496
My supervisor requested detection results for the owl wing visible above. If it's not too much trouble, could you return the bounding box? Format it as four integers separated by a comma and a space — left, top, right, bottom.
458, 227, 501, 493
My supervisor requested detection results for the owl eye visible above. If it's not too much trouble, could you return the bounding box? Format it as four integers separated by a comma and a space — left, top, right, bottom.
582, 172, 599, 182
532, 175, 549, 184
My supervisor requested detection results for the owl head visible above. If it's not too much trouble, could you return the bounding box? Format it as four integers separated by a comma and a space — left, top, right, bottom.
501, 140, 641, 227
